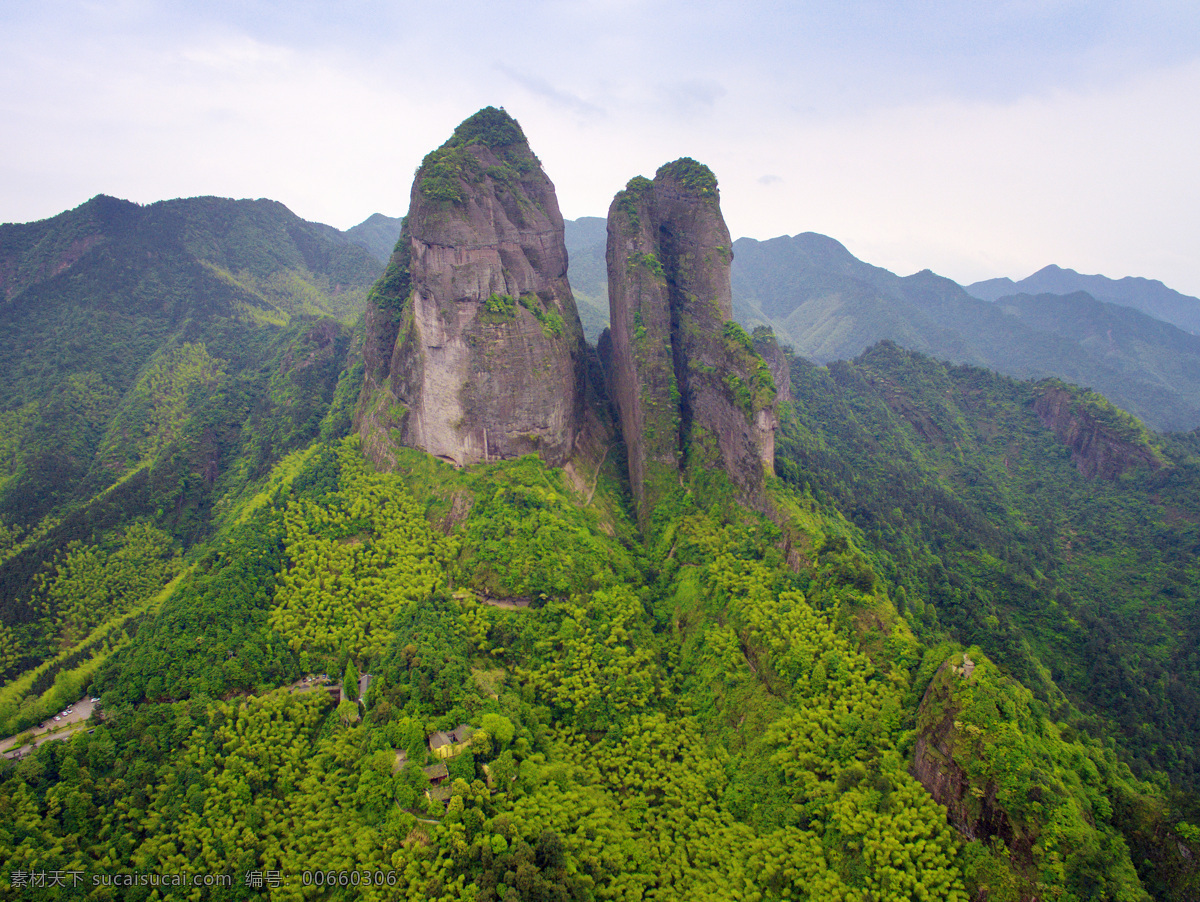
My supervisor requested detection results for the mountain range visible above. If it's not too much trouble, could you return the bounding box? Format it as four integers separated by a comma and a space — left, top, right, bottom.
729, 234, 1200, 432
0, 193, 380, 601
967, 265, 1200, 335
0, 110, 1197, 901
564, 222, 1200, 432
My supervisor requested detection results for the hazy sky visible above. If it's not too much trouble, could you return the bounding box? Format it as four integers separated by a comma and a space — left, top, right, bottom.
3, 1, 1199, 293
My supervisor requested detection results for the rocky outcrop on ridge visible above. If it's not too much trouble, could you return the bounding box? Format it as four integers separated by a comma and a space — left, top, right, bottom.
355, 108, 587, 469
1034, 385, 1164, 479
753, 327, 792, 409
911, 657, 1015, 847
604, 159, 778, 523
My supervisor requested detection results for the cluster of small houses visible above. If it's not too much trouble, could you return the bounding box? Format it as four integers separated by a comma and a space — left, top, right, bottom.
390, 724, 478, 807
291, 673, 491, 811
289, 675, 492, 811
288, 671, 494, 810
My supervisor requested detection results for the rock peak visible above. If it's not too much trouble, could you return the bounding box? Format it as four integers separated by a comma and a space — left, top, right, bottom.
444, 106, 528, 151
654, 157, 719, 196
354, 108, 587, 469
604, 159, 780, 526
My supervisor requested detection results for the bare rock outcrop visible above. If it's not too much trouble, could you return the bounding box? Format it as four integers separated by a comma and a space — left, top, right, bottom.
1034, 386, 1164, 479
355, 108, 586, 468
604, 159, 778, 524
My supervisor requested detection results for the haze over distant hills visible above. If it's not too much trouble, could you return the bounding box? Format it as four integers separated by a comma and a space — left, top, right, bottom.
562, 215, 609, 341
343, 212, 405, 262
725, 233, 1200, 432
967, 265, 1200, 335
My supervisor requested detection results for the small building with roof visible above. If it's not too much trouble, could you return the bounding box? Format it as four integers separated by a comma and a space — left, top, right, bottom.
422, 761, 449, 785
428, 724, 475, 760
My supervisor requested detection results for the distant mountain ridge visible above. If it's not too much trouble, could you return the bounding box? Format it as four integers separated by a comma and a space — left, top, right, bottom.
967, 264, 1200, 335
563, 216, 609, 342
728, 233, 1200, 432
343, 212, 405, 262
0, 194, 381, 318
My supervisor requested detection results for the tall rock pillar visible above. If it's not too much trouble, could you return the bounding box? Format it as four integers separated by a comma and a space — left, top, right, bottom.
605, 159, 779, 525
355, 107, 586, 468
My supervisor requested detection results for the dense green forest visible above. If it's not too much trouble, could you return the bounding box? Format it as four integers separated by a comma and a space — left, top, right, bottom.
2, 384, 1197, 898
775, 342, 1200, 787
0, 198, 1198, 901
3, 422, 1195, 899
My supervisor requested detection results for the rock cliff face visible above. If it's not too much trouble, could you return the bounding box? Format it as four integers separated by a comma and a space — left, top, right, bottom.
604, 159, 777, 523
1034, 386, 1163, 479
355, 108, 586, 469
911, 657, 1015, 846
753, 327, 792, 410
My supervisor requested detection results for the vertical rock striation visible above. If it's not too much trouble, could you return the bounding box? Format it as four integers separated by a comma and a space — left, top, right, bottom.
355, 107, 586, 468
605, 159, 779, 524
1033, 386, 1164, 479
604, 175, 679, 518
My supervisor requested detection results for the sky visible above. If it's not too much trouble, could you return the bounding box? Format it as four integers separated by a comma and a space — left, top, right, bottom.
3, 0, 1199, 294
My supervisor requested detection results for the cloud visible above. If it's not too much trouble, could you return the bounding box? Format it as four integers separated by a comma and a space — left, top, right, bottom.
717, 57, 1200, 295
179, 34, 290, 71
662, 79, 726, 118
494, 64, 605, 120
2, 3, 1199, 295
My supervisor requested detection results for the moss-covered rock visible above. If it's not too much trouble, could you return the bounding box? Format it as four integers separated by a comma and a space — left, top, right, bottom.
1033, 382, 1166, 479
913, 649, 1152, 901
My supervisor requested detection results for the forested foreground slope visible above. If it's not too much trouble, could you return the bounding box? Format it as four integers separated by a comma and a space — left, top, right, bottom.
0, 195, 382, 686
0, 352, 1197, 899
0, 154, 1198, 900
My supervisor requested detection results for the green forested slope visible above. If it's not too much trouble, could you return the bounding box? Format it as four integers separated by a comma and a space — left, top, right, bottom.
774, 341, 1200, 793
0, 195, 381, 693
0, 194, 377, 523
0, 202, 1197, 900
0, 440, 978, 900
1, 414, 1195, 899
